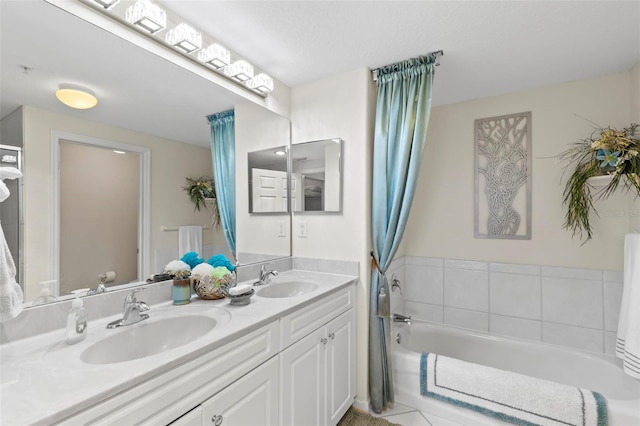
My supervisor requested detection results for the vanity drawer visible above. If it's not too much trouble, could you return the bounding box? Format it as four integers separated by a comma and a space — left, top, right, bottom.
57, 321, 279, 426
280, 285, 354, 350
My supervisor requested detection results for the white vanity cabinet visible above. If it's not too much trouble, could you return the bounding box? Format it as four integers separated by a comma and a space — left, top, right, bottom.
280, 287, 356, 426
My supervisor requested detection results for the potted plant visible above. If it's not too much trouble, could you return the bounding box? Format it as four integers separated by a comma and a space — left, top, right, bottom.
182, 176, 220, 227
164, 260, 192, 305
560, 123, 640, 242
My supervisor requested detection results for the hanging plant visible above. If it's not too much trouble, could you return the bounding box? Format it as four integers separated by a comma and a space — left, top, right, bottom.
559, 123, 640, 242
182, 176, 220, 228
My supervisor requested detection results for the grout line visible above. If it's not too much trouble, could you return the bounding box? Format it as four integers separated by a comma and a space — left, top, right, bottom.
419, 410, 434, 425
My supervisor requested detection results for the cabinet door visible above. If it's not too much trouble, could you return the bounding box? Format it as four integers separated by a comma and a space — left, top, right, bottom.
280, 327, 327, 426
202, 356, 279, 426
326, 309, 355, 426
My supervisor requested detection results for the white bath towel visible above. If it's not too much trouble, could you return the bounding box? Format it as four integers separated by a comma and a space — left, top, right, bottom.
0, 167, 24, 321
617, 233, 640, 379
178, 225, 202, 257
420, 353, 607, 426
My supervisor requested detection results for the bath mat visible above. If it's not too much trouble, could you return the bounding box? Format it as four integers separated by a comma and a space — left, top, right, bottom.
420, 353, 607, 426
337, 407, 401, 426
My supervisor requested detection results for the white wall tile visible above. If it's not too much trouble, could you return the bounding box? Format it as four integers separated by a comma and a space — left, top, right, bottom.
490, 262, 540, 276
604, 331, 618, 355
405, 256, 443, 267
445, 259, 488, 271
541, 266, 602, 281
541, 277, 603, 329
444, 307, 489, 332
490, 273, 541, 319
405, 301, 444, 324
405, 265, 443, 305
444, 269, 488, 312
542, 322, 604, 353
603, 281, 623, 332
490, 314, 541, 341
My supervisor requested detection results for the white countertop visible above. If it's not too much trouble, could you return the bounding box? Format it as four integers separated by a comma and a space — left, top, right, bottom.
0, 270, 357, 426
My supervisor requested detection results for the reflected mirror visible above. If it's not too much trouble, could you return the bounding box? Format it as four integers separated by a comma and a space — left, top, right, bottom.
291, 139, 342, 213
248, 145, 289, 214
0, 1, 291, 307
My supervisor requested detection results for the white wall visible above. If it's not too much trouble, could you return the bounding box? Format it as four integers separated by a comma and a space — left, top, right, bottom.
400, 71, 633, 271
632, 62, 640, 124
290, 67, 375, 408
22, 106, 225, 300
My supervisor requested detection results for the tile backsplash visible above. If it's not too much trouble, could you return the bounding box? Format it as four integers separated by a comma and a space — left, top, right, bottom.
397, 256, 624, 355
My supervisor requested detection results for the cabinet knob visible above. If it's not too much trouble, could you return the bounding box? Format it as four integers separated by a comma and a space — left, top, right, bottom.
211, 414, 224, 425
320, 337, 328, 345
328, 333, 335, 340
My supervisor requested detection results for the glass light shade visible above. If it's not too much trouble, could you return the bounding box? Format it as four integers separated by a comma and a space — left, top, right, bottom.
165, 23, 202, 53
91, 0, 120, 9
125, 0, 166, 34
197, 44, 230, 69
55, 84, 98, 110
225, 60, 254, 82
248, 73, 274, 93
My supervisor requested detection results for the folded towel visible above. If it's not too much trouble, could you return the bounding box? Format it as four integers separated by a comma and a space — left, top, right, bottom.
617, 234, 640, 379
179, 226, 202, 258
420, 353, 607, 426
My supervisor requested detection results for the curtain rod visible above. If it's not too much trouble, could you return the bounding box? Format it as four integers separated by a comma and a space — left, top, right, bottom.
372, 49, 444, 81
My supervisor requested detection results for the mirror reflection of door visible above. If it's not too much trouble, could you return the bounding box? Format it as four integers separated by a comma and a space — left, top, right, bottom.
251, 168, 288, 212
59, 140, 140, 295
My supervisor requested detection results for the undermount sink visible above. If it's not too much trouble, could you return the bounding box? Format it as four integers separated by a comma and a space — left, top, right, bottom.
80, 315, 219, 365
256, 281, 318, 298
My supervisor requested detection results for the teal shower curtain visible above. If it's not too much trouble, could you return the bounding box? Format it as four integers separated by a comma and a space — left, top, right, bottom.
207, 110, 236, 258
369, 54, 437, 413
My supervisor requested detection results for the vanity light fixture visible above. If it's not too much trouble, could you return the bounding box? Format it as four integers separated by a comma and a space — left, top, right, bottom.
125, 0, 166, 35
55, 84, 98, 110
225, 60, 254, 82
198, 43, 230, 69
248, 73, 274, 94
166, 23, 202, 54
91, 0, 119, 10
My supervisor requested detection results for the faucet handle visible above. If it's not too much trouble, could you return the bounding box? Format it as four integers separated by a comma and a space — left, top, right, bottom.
125, 287, 147, 303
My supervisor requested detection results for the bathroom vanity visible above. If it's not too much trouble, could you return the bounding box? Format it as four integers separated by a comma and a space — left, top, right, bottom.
0, 270, 357, 426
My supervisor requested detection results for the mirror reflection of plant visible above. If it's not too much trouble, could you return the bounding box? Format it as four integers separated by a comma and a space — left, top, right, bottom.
183, 177, 220, 228
560, 123, 640, 243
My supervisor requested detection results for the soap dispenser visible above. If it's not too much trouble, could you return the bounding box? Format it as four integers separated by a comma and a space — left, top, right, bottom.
65, 292, 88, 345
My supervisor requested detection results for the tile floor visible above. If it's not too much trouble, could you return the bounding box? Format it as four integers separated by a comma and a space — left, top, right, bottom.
372, 402, 464, 426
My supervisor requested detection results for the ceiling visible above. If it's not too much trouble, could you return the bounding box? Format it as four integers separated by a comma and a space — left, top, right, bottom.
1, 1, 639, 148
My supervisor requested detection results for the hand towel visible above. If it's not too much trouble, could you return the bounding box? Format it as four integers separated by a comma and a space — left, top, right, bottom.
616, 233, 640, 379
0, 167, 24, 321
178, 226, 202, 258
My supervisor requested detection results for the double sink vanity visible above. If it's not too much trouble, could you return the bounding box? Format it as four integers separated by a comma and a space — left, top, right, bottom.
1, 269, 357, 426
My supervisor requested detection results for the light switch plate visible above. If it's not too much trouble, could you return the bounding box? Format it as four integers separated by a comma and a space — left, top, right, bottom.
299, 221, 308, 238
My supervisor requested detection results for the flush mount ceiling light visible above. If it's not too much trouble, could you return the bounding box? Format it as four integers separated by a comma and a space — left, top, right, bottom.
125, 0, 166, 34
55, 84, 98, 109
248, 74, 274, 94
113, 150, 126, 154
274, 150, 286, 156
90, 0, 119, 9
225, 60, 254, 82
166, 23, 202, 54
198, 44, 230, 69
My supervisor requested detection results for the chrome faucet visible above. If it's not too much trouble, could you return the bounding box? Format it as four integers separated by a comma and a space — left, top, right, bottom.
107, 288, 150, 329
253, 264, 278, 286
87, 275, 108, 295
391, 274, 402, 295
393, 313, 412, 325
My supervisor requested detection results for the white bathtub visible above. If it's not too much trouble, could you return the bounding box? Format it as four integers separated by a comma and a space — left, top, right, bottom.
392, 322, 640, 425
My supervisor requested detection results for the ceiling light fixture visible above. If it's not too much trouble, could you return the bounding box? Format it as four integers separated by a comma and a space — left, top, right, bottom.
125, 0, 166, 35
198, 43, 230, 69
274, 150, 286, 156
55, 84, 98, 110
225, 60, 254, 82
166, 23, 202, 54
113, 150, 126, 154
91, 0, 119, 9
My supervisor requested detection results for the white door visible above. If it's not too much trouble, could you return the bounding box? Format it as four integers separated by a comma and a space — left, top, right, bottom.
290, 173, 303, 211
280, 327, 326, 426
326, 310, 356, 425
202, 357, 279, 426
251, 168, 288, 212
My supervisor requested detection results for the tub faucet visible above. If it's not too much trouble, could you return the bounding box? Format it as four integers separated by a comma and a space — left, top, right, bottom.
106, 288, 150, 329
254, 264, 278, 286
393, 313, 412, 325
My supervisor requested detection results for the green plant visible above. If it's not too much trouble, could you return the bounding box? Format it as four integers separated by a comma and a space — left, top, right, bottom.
182, 176, 220, 227
560, 123, 640, 242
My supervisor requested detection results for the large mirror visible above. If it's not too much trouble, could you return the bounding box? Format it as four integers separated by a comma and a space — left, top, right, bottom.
0, 1, 291, 307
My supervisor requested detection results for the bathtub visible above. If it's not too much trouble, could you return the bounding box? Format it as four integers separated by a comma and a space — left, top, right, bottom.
392, 322, 640, 425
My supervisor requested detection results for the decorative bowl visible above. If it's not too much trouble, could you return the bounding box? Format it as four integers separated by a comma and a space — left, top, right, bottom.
191, 274, 233, 300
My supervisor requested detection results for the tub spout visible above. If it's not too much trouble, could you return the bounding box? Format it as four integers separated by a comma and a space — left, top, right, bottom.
393, 313, 412, 325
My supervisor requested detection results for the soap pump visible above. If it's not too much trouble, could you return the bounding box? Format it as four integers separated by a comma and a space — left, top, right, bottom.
65, 291, 88, 345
